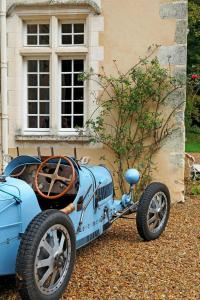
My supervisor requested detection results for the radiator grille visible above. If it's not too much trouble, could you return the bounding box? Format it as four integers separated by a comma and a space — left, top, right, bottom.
96, 182, 113, 201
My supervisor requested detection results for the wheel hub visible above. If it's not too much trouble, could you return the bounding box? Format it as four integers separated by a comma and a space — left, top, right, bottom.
54, 253, 65, 268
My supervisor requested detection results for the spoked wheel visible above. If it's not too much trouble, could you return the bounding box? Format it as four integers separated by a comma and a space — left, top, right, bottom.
136, 182, 170, 241
16, 210, 76, 300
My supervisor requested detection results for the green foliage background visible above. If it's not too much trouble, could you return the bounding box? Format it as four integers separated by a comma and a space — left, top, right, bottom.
186, 0, 200, 152
188, 0, 200, 74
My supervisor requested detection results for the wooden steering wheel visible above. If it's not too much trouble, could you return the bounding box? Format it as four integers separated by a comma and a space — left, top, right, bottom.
35, 156, 76, 200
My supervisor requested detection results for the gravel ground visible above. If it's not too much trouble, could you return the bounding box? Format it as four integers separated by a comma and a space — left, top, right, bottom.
0, 155, 200, 300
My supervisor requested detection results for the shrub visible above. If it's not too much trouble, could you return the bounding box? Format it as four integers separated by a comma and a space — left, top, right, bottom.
80, 48, 184, 196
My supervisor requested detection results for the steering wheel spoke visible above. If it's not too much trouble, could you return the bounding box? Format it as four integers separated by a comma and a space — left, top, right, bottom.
55, 158, 61, 176
35, 156, 76, 200
47, 178, 56, 196
39, 172, 54, 179
57, 175, 71, 183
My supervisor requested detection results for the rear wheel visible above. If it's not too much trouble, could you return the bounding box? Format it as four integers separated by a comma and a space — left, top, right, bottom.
16, 209, 76, 300
136, 182, 170, 241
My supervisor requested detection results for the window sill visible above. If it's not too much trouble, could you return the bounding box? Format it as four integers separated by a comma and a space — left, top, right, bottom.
56, 46, 88, 55
19, 46, 88, 56
20, 48, 52, 56
15, 134, 91, 143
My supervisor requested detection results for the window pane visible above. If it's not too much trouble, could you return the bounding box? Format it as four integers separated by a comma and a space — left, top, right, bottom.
40, 74, 49, 86
28, 60, 37, 72
74, 35, 84, 44
74, 74, 83, 86
62, 60, 72, 72
74, 60, 84, 72
74, 116, 83, 128
62, 35, 72, 45
74, 102, 83, 114
62, 74, 72, 86
62, 116, 71, 128
28, 88, 37, 100
74, 24, 84, 33
40, 116, 49, 128
27, 24, 37, 34
27, 59, 50, 129
39, 24, 49, 33
28, 116, 38, 128
62, 24, 72, 33
40, 88, 49, 100
40, 60, 49, 72
40, 102, 49, 114
28, 74, 37, 86
39, 35, 49, 45
62, 88, 71, 100
61, 59, 85, 130
62, 102, 71, 114
28, 102, 37, 114
74, 88, 84, 100
27, 35, 37, 45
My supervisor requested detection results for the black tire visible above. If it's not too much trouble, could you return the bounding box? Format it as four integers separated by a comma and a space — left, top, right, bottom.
16, 209, 76, 300
136, 182, 170, 241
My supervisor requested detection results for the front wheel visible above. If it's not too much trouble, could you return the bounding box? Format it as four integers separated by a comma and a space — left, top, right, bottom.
136, 182, 170, 241
16, 209, 76, 300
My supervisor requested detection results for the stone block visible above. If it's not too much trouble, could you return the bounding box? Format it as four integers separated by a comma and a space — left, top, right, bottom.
163, 128, 185, 152
90, 15, 104, 32
175, 109, 185, 125
175, 20, 188, 44
8, 61, 16, 77
7, 48, 15, 61
158, 45, 187, 66
160, 2, 187, 20
7, 0, 102, 15
8, 77, 16, 92
90, 46, 104, 61
90, 31, 99, 47
169, 152, 185, 169
7, 32, 17, 48
90, 60, 99, 73
167, 88, 186, 108
173, 66, 187, 85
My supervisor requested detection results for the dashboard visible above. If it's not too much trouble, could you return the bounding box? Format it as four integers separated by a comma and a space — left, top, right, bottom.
16, 163, 78, 196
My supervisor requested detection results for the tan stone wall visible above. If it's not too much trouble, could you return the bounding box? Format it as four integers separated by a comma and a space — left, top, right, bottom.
3, 0, 187, 202
101, 0, 176, 73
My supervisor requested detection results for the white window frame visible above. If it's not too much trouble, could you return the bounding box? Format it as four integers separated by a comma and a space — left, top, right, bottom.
24, 20, 50, 47
58, 57, 86, 133
24, 56, 51, 133
59, 20, 86, 47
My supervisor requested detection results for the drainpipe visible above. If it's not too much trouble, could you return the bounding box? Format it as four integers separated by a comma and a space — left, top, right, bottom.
0, 0, 8, 172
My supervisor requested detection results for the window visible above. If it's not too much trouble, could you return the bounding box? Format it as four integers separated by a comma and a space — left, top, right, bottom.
26, 23, 50, 46
27, 59, 50, 129
61, 59, 84, 129
61, 23, 85, 45
22, 15, 94, 134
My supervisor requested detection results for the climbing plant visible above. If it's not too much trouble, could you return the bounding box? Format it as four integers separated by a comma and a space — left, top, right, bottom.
79, 48, 184, 197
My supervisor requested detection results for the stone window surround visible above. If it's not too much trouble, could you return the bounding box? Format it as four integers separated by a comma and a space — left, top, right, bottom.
22, 17, 86, 133
7, 3, 104, 142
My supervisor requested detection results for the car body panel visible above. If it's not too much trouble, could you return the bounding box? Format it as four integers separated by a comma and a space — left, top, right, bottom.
0, 177, 41, 275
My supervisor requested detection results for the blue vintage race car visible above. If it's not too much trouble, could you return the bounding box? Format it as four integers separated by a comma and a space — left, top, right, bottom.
0, 153, 170, 300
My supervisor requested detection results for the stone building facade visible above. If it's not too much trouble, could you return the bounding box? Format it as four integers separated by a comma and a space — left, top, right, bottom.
0, 0, 187, 202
